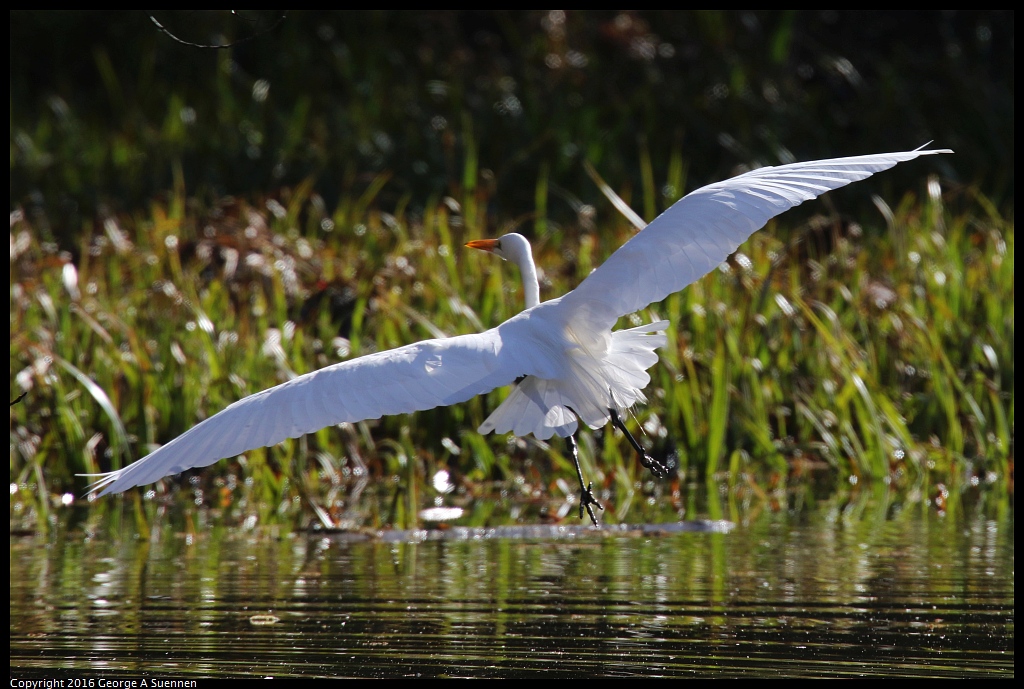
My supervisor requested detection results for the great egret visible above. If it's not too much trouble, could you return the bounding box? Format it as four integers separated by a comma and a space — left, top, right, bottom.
86, 148, 950, 523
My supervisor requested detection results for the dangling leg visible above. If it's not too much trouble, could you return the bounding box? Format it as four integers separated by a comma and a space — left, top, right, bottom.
609, 408, 668, 479
566, 433, 603, 526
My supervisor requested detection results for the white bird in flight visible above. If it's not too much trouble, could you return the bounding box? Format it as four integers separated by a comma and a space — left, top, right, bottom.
86, 147, 950, 523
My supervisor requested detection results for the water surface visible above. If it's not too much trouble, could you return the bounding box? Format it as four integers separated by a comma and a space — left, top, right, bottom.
10, 499, 1013, 678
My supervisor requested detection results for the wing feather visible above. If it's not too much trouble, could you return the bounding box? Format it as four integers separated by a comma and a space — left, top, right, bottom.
564, 149, 951, 327
87, 328, 518, 495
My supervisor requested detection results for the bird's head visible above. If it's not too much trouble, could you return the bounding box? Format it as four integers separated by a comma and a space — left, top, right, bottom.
465, 233, 532, 263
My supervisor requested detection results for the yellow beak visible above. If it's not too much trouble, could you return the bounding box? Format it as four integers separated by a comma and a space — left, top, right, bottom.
465, 238, 499, 252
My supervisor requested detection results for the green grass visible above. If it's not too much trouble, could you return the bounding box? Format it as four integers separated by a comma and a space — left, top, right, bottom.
9, 166, 1014, 530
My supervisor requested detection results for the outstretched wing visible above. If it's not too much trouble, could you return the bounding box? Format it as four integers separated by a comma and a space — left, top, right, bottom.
563, 148, 951, 328
86, 328, 518, 495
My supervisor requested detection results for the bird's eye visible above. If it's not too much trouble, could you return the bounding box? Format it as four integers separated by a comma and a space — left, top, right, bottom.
496, 241, 502, 249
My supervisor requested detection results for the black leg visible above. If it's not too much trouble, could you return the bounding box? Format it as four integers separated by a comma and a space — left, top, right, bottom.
567, 434, 603, 526
610, 408, 668, 479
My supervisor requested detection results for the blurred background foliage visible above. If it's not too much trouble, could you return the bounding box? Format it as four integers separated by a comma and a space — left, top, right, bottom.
9, 11, 1014, 527
11, 10, 1012, 245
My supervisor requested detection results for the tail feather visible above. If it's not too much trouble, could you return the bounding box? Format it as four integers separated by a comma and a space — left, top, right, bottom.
478, 321, 668, 439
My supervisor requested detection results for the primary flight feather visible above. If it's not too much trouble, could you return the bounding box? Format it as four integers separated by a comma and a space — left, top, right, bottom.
86, 148, 950, 502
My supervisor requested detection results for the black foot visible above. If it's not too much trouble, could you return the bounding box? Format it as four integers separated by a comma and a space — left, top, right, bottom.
578, 481, 604, 526
638, 450, 669, 479
610, 408, 668, 479
566, 432, 602, 526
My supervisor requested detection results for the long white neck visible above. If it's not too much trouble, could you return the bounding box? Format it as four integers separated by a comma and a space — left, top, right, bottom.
499, 233, 540, 309
516, 251, 540, 309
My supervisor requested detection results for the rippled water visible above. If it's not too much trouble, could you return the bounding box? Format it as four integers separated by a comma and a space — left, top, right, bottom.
11, 501, 1013, 678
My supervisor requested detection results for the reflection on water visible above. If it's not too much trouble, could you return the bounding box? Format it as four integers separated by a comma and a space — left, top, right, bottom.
10, 499, 1013, 678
